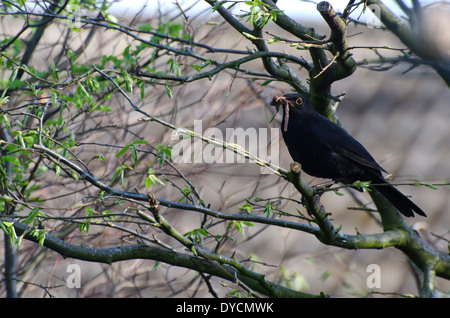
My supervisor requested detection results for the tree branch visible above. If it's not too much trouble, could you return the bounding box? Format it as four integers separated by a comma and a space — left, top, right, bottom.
366, 0, 450, 86
4, 215, 320, 298
310, 1, 356, 118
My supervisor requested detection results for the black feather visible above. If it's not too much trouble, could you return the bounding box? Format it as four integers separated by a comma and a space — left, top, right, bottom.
273, 93, 426, 217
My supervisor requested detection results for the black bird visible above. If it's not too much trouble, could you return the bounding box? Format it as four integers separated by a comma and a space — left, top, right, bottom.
271, 92, 426, 217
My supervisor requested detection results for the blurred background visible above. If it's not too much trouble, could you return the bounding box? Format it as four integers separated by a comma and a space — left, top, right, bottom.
0, 0, 449, 297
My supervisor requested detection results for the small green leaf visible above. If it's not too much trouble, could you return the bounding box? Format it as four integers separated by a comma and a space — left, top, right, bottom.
230, 220, 253, 238
94, 154, 106, 162
111, 165, 127, 186
239, 203, 253, 213
165, 85, 173, 99
264, 201, 274, 217
90, 104, 111, 112
102, 210, 116, 221
146, 168, 166, 188
50, 89, 59, 107
184, 227, 209, 244
54, 164, 61, 177
77, 82, 90, 99
269, 110, 278, 124
177, 186, 192, 203
1, 221, 17, 246
1, 155, 20, 166
132, 140, 149, 145
167, 58, 182, 76
153, 144, 172, 168
116, 144, 131, 158
23, 208, 40, 225
122, 70, 133, 94
79, 222, 89, 235
412, 182, 438, 190
352, 180, 372, 191
36, 229, 46, 247
138, 80, 146, 99
0, 114, 11, 130
10, 67, 18, 82
130, 145, 137, 166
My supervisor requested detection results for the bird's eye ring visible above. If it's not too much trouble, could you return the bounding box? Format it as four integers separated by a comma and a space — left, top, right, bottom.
295, 97, 303, 105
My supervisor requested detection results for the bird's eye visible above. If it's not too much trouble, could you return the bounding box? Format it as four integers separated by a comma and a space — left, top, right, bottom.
295, 98, 303, 105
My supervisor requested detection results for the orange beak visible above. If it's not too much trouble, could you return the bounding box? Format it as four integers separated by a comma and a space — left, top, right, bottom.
270, 96, 291, 112
270, 96, 292, 132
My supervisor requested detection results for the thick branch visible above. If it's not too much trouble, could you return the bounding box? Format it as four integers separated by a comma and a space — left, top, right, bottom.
26, 143, 438, 255
310, 1, 356, 117
8, 143, 450, 282
5, 216, 319, 298
316, 1, 355, 77
284, 162, 337, 243
371, 190, 450, 280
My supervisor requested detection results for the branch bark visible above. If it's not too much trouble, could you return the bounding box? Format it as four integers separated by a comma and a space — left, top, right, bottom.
310, 1, 356, 117
22, 142, 450, 281
4, 216, 319, 298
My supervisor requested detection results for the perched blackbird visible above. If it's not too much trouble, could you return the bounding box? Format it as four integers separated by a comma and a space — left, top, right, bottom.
271, 92, 426, 217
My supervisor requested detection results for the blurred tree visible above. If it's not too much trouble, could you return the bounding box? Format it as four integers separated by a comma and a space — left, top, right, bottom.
0, 0, 449, 298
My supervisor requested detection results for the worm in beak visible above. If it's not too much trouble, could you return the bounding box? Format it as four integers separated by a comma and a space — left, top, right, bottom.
271, 96, 292, 132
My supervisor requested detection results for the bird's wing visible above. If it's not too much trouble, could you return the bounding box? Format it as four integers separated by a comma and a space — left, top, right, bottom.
312, 117, 388, 174
339, 146, 388, 174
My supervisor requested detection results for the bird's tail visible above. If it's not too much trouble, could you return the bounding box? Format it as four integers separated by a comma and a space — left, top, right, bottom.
371, 176, 426, 217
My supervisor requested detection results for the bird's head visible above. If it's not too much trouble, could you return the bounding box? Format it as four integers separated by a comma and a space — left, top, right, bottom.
270, 93, 309, 132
